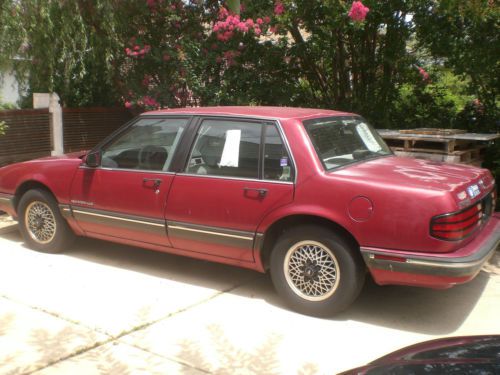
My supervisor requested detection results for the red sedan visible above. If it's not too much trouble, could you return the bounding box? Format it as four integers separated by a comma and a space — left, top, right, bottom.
0, 107, 498, 316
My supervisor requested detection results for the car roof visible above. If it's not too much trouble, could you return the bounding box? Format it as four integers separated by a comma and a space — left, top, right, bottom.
143, 106, 355, 121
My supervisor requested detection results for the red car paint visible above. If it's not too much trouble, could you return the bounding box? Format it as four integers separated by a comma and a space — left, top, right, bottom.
0, 107, 498, 289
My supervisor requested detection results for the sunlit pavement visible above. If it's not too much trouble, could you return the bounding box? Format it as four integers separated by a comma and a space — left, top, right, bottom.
1, 223, 499, 375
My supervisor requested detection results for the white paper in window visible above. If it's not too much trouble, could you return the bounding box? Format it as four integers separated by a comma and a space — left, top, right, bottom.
219, 129, 241, 167
356, 123, 382, 152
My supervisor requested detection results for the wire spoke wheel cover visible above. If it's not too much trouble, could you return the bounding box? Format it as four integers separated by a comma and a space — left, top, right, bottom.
284, 240, 340, 302
25, 201, 57, 244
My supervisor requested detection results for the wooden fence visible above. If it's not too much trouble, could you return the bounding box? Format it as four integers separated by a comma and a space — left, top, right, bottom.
0, 109, 52, 167
0, 107, 133, 167
63, 107, 134, 153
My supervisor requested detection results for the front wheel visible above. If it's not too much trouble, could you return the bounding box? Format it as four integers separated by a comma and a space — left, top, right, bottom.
18, 189, 74, 253
270, 226, 365, 316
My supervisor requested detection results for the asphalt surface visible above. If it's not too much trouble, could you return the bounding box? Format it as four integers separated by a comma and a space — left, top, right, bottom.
1, 217, 499, 374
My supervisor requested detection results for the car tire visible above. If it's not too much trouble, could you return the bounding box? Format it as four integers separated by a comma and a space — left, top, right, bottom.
18, 189, 75, 253
270, 225, 365, 316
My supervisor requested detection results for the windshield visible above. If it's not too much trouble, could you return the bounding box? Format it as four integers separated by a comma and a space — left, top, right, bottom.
303, 116, 392, 170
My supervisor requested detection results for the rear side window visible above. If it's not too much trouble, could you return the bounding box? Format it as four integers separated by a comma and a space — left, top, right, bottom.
264, 124, 293, 182
186, 119, 262, 179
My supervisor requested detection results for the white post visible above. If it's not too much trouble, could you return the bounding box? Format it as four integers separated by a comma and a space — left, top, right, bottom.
33, 92, 64, 156
48, 93, 64, 156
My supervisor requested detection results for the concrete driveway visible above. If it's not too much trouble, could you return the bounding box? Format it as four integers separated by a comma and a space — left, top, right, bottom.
1, 219, 499, 375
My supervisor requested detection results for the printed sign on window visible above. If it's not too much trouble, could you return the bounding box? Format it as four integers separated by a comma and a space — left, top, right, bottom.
219, 129, 241, 167
356, 123, 382, 152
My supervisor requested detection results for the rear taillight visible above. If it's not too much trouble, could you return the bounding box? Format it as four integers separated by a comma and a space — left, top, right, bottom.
430, 204, 483, 241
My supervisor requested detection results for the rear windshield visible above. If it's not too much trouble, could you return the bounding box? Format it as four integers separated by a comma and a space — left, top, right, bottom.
303, 116, 392, 170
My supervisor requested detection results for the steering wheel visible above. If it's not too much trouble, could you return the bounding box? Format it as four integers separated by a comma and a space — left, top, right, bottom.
139, 145, 168, 170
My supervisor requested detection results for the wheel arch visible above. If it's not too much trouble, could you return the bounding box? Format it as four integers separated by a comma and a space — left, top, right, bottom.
258, 214, 361, 271
14, 180, 56, 215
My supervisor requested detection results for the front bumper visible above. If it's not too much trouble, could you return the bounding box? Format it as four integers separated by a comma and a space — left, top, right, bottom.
362, 213, 500, 289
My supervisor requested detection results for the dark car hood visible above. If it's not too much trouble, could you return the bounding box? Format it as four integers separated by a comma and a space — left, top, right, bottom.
340, 335, 500, 375
334, 156, 494, 194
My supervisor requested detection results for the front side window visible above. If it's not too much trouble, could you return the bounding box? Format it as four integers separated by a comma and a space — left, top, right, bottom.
101, 118, 188, 171
304, 116, 391, 170
186, 119, 262, 179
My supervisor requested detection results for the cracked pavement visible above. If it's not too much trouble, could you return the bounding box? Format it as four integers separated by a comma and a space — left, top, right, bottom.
1, 218, 499, 374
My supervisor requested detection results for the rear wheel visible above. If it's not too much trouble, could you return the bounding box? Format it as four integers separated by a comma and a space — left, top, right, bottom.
18, 189, 74, 253
270, 225, 365, 316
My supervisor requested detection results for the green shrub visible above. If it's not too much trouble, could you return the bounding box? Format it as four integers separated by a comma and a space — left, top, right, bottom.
0, 120, 6, 136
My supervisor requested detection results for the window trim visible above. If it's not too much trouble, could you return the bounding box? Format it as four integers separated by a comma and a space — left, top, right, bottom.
177, 116, 296, 183
177, 173, 294, 185
303, 115, 392, 172
184, 117, 263, 180
85, 114, 297, 183
262, 122, 295, 183
88, 115, 194, 173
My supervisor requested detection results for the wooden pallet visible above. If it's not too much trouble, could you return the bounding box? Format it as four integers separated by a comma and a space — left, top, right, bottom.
384, 137, 477, 154
392, 146, 486, 164
399, 128, 467, 136
378, 129, 499, 167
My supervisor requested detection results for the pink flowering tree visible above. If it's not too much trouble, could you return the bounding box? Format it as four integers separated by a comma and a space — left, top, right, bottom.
2, 0, 497, 144
117, 1, 208, 110
118, 0, 299, 108
348, 1, 369, 22
416, 66, 430, 83
186, 1, 302, 106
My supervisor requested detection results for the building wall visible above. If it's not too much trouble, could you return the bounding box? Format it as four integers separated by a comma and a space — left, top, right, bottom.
0, 68, 20, 105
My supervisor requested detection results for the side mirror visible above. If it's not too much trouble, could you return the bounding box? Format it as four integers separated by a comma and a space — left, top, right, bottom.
85, 151, 101, 168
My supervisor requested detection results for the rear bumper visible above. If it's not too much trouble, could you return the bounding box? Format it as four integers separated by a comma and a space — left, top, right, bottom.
362, 213, 500, 289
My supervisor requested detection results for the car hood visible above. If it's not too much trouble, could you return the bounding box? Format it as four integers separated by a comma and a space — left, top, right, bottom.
333, 156, 494, 194
339, 335, 500, 375
37, 150, 88, 161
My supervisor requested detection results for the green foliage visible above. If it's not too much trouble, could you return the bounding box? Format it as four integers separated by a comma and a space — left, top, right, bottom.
390, 68, 473, 129
1, 0, 123, 107
0, 0, 497, 133
0, 96, 14, 135
0, 0, 498, 200
226, 0, 240, 14
413, 1, 499, 129
0, 101, 16, 111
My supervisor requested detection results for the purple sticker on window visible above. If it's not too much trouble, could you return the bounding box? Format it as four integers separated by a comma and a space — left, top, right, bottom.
280, 157, 288, 167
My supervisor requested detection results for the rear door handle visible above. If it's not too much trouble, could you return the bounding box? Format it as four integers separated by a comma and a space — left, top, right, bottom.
243, 187, 268, 198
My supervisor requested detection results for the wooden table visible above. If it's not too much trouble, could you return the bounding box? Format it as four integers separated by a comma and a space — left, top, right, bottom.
377, 129, 500, 166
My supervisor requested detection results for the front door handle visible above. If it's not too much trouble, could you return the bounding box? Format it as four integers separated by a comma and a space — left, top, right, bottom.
243, 187, 268, 198
143, 178, 162, 189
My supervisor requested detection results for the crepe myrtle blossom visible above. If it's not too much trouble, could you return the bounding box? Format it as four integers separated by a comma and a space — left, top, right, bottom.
416, 66, 430, 82
142, 96, 160, 108
348, 1, 369, 22
142, 74, 153, 87
213, 8, 263, 42
274, 1, 285, 15
125, 44, 151, 58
